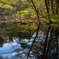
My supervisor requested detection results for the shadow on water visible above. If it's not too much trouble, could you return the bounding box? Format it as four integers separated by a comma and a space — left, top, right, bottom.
0, 22, 59, 59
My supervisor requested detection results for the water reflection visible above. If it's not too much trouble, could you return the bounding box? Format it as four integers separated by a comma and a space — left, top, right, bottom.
0, 23, 59, 59
42, 26, 59, 59
27, 24, 59, 59
0, 37, 30, 59
0, 37, 4, 47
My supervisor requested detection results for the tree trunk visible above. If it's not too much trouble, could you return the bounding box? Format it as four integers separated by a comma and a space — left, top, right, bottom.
31, 0, 40, 24
45, 0, 52, 23
51, 0, 55, 14
56, 0, 59, 15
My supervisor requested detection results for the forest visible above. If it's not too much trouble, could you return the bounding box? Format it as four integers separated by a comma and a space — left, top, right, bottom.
0, 0, 59, 23
0, 0, 59, 59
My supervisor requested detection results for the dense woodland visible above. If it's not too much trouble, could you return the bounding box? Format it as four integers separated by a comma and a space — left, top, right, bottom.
0, 0, 59, 59
0, 0, 59, 23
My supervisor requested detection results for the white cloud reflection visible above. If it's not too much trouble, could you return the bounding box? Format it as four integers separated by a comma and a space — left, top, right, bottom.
0, 52, 17, 59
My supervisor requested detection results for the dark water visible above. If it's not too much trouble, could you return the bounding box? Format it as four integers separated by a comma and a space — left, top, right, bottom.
0, 22, 59, 59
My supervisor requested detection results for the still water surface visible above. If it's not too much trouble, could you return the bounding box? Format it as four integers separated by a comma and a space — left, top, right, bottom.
0, 23, 59, 59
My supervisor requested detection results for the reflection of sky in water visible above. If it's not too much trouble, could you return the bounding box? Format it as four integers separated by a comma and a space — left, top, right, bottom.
0, 38, 27, 59
0, 52, 27, 59
0, 52, 18, 59
0, 42, 21, 54
0, 31, 46, 59
0, 30, 58, 59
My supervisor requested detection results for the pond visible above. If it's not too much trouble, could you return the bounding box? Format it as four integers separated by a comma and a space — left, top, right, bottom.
0, 22, 59, 59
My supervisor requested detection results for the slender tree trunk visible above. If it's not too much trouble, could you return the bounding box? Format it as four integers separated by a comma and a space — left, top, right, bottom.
51, 0, 55, 14
56, 0, 59, 15
45, 0, 52, 23
31, 0, 40, 24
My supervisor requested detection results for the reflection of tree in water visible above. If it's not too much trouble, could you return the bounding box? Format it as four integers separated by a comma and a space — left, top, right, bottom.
0, 23, 59, 59
0, 37, 4, 47
42, 26, 58, 59
27, 24, 59, 59
27, 22, 40, 59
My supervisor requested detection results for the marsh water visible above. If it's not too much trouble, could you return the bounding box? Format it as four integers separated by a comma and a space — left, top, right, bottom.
0, 22, 59, 59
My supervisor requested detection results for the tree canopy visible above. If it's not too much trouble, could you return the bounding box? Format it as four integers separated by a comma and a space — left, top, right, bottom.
0, 0, 59, 22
